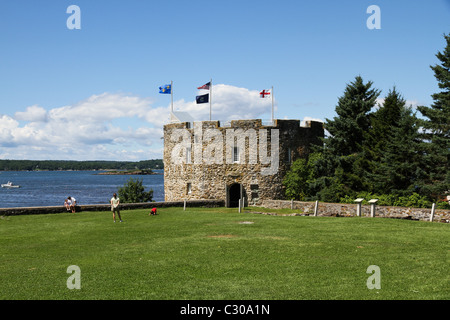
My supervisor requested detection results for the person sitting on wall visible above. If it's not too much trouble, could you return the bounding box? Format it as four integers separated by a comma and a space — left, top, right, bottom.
64, 198, 71, 211
68, 196, 77, 213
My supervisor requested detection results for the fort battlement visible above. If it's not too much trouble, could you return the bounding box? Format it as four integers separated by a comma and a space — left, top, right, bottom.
163, 119, 324, 206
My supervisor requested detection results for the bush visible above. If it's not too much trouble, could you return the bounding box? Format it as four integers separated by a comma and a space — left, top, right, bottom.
118, 177, 153, 203
339, 192, 435, 208
436, 200, 450, 209
394, 193, 431, 208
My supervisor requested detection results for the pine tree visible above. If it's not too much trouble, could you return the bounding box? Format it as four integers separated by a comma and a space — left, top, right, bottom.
416, 34, 450, 200
324, 76, 381, 156
369, 87, 404, 161
368, 87, 423, 195
372, 104, 422, 196
317, 76, 380, 200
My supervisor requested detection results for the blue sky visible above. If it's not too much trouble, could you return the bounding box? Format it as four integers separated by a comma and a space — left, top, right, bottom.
0, 0, 449, 161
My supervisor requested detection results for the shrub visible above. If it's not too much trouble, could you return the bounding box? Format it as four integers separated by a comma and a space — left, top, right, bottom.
117, 177, 153, 203
436, 200, 450, 209
339, 192, 435, 208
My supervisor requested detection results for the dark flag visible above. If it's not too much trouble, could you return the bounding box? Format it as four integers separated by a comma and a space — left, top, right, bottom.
196, 93, 209, 104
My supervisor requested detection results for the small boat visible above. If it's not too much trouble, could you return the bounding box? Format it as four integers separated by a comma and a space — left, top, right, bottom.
1, 181, 20, 188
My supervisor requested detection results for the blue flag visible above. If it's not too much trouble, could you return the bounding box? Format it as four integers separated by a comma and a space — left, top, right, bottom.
159, 84, 171, 94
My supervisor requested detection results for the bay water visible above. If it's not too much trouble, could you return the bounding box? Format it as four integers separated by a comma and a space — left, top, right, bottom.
0, 170, 164, 208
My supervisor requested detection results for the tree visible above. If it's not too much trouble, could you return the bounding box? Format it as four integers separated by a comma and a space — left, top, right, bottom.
317, 76, 381, 200
371, 104, 423, 196
118, 177, 153, 203
283, 158, 309, 200
324, 76, 381, 156
368, 87, 404, 162
416, 33, 450, 199
366, 87, 424, 195
283, 153, 323, 201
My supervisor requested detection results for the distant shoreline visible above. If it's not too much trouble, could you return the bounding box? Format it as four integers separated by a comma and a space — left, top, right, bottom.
0, 169, 163, 173
0, 159, 163, 172
97, 170, 162, 175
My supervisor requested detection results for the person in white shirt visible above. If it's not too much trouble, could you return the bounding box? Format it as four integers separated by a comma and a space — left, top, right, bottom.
67, 196, 76, 213
64, 198, 71, 211
110, 193, 122, 222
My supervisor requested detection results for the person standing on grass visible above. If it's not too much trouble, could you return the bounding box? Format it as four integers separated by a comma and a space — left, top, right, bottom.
110, 193, 122, 222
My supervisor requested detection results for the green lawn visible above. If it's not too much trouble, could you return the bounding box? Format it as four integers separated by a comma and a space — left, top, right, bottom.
0, 207, 448, 300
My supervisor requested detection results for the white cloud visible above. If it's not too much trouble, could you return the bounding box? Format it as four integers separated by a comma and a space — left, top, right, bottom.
47, 93, 153, 123
15, 105, 48, 122
376, 98, 421, 110
0, 115, 19, 147
405, 100, 420, 109
0, 84, 290, 160
173, 84, 273, 121
0, 92, 166, 160
301, 116, 324, 126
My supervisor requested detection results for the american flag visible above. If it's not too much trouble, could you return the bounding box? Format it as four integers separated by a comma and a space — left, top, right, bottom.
197, 82, 211, 90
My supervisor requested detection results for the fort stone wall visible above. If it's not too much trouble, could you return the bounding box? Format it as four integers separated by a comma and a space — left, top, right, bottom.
163, 119, 324, 206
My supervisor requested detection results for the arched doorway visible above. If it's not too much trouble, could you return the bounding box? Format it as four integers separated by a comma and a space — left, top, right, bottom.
227, 183, 244, 208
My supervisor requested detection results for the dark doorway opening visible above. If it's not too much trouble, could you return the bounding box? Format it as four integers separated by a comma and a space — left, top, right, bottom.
228, 183, 244, 208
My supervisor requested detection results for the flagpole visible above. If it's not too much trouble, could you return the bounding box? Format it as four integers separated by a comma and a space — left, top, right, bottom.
171, 80, 173, 113
271, 86, 274, 125
209, 78, 212, 121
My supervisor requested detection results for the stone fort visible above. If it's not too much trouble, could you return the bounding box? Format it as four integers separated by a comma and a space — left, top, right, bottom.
163, 118, 324, 207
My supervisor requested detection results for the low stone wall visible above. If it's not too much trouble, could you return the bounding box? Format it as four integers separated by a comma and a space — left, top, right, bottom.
3, 198, 449, 223
0, 199, 225, 216
259, 200, 450, 223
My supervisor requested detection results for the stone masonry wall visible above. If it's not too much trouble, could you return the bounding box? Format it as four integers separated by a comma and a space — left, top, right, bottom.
260, 199, 450, 222
163, 119, 324, 205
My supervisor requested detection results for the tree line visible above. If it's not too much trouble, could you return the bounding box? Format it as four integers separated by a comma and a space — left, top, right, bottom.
0, 159, 163, 171
283, 34, 449, 209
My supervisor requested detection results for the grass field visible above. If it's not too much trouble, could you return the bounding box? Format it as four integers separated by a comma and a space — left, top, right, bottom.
0, 207, 448, 300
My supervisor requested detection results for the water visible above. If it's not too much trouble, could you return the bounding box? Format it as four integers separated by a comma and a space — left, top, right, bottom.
0, 170, 164, 208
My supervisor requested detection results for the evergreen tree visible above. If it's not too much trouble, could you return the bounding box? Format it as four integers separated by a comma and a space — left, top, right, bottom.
317, 76, 380, 200
416, 33, 450, 199
368, 87, 404, 163
371, 104, 422, 196
368, 87, 419, 194
324, 76, 381, 156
